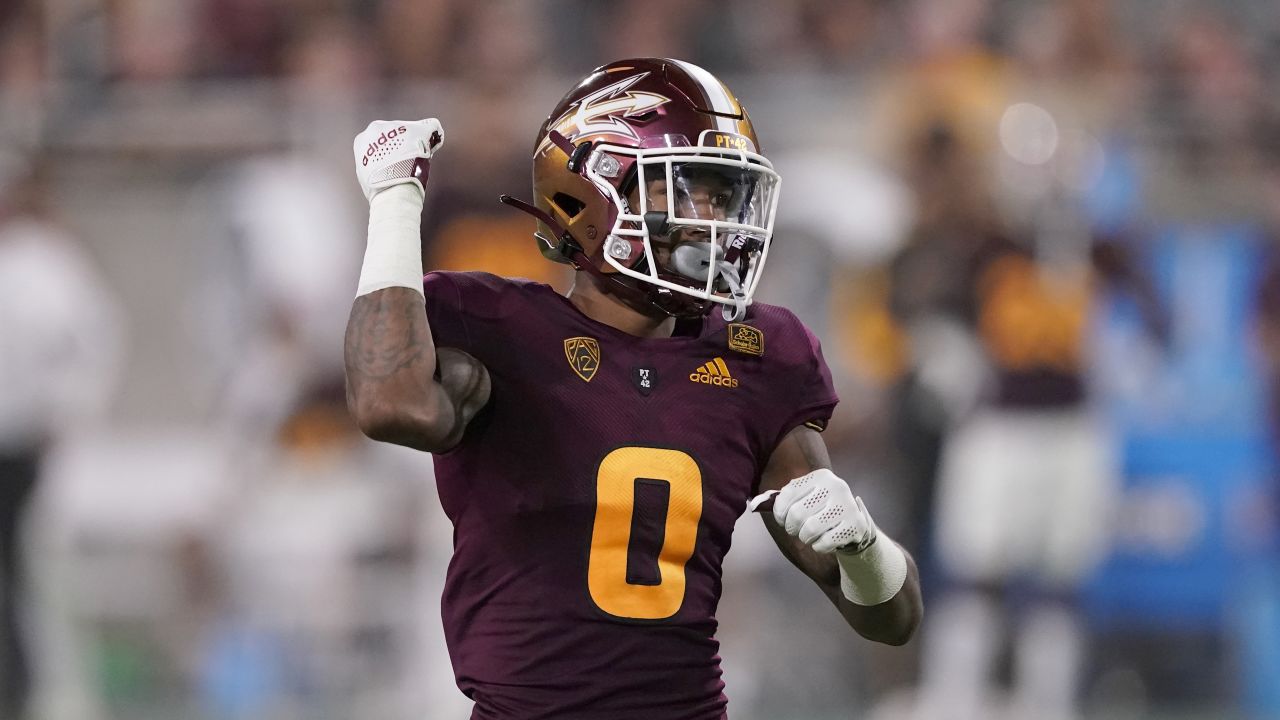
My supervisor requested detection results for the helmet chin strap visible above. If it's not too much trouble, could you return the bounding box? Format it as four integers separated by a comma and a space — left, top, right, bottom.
497, 193, 666, 311
669, 243, 748, 322
498, 195, 745, 321
720, 273, 748, 322
498, 194, 595, 270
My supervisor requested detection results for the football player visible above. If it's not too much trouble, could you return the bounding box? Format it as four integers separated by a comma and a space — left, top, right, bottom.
345, 58, 922, 718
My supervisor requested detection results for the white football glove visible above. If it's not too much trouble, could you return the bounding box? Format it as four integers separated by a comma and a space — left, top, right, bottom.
750, 468, 908, 605
353, 119, 444, 202
755, 468, 877, 555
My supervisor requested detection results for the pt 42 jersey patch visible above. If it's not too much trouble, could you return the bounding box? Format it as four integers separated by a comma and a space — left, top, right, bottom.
632, 366, 657, 396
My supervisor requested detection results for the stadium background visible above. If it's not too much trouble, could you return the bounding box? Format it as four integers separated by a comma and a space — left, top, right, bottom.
1, 0, 1279, 718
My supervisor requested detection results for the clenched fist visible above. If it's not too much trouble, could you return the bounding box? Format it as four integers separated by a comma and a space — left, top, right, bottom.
353, 119, 444, 202
754, 468, 878, 555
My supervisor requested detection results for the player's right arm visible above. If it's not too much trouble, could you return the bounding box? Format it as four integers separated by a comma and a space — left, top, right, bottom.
344, 119, 490, 453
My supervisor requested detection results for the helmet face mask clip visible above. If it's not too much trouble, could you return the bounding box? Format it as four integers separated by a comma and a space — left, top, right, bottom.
566, 139, 594, 174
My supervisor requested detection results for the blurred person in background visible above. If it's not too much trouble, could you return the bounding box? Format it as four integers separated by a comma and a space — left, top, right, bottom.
0, 159, 125, 719
344, 59, 922, 718
885, 98, 1167, 720
845, 0, 1010, 579
206, 380, 431, 720
899, 123, 1122, 720
197, 13, 370, 437
843, 3, 1171, 716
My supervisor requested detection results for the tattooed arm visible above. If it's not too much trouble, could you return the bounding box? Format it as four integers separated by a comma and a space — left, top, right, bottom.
346, 120, 488, 453
759, 425, 923, 645
344, 287, 490, 453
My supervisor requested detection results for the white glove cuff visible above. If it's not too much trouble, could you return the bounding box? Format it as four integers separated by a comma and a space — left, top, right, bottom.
357, 183, 426, 298
836, 535, 908, 606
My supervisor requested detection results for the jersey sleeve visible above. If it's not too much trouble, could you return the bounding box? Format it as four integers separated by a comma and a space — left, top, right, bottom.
777, 320, 839, 435
757, 307, 840, 452
422, 270, 528, 365
421, 271, 472, 351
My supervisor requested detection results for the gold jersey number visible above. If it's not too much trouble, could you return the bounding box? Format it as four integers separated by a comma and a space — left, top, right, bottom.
587, 446, 703, 620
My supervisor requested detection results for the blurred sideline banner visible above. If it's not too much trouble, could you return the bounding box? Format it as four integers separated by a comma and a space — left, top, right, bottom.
1086, 224, 1279, 714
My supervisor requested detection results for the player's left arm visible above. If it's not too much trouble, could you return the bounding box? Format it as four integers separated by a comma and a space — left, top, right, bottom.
756, 425, 923, 646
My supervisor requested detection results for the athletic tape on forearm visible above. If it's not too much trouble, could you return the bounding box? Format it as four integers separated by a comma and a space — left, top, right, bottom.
357, 183, 426, 298
837, 535, 908, 606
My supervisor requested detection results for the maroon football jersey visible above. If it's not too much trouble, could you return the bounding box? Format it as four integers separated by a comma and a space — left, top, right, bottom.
422, 271, 838, 719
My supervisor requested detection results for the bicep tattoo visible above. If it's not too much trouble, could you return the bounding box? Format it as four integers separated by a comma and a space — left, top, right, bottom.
345, 288, 436, 382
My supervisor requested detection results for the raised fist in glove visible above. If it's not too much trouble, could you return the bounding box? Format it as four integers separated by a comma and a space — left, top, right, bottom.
353, 119, 444, 202
758, 468, 877, 554
751, 468, 908, 606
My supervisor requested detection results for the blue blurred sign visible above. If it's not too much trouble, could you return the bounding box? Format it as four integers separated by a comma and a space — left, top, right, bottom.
1087, 224, 1277, 630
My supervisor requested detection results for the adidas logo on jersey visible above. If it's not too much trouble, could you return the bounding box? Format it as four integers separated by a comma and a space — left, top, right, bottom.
689, 357, 739, 388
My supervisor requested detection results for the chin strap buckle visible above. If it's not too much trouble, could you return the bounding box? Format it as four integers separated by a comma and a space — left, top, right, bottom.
556, 235, 585, 268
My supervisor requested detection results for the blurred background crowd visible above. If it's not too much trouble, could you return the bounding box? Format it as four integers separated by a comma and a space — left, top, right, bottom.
1, 0, 1279, 718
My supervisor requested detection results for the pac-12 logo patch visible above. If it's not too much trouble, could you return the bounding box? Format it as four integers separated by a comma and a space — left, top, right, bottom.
564, 337, 601, 382
727, 323, 764, 357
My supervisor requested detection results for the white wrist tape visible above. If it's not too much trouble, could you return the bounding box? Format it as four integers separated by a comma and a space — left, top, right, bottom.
837, 535, 908, 606
356, 183, 426, 298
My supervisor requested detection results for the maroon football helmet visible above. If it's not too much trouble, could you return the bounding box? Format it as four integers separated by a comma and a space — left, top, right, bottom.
500, 58, 781, 320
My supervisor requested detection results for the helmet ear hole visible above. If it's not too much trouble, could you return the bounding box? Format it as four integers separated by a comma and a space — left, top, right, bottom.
551, 192, 586, 221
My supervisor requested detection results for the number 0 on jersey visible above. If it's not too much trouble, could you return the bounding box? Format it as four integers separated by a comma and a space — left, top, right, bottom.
587, 447, 704, 620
